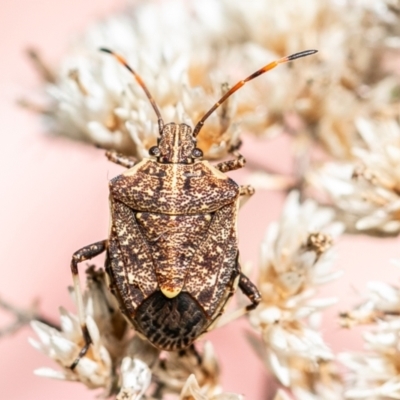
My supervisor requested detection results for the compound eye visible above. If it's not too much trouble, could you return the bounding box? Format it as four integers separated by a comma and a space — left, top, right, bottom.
192, 148, 203, 158
149, 146, 160, 156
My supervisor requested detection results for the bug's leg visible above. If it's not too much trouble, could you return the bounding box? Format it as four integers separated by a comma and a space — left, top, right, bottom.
105, 150, 136, 168
213, 271, 261, 329
240, 185, 255, 197
228, 139, 242, 153
70, 240, 107, 369
178, 343, 202, 365
189, 344, 202, 365
239, 273, 261, 311
239, 185, 255, 208
205, 269, 241, 331
215, 151, 246, 173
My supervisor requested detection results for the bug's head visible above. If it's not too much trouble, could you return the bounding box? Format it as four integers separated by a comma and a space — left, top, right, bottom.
149, 123, 203, 164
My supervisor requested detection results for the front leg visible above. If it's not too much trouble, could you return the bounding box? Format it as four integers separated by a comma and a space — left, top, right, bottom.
105, 150, 136, 168
215, 152, 246, 173
70, 240, 107, 369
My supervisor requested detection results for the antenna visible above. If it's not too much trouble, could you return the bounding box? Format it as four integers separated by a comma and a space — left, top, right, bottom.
193, 49, 318, 137
100, 48, 164, 134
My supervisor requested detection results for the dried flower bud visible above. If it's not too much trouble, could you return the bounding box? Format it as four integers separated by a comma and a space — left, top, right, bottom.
313, 118, 400, 235
247, 192, 343, 397
29, 266, 232, 398
116, 358, 152, 400
180, 374, 243, 400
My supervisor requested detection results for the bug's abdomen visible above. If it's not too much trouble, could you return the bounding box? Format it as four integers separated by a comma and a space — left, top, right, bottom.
135, 291, 207, 350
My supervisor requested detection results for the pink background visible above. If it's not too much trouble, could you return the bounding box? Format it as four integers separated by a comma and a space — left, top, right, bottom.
1, 0, 399, 399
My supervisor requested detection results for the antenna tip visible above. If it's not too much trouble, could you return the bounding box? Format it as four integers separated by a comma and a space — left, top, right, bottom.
99, 48, 112, 54
286, 49, 318, 62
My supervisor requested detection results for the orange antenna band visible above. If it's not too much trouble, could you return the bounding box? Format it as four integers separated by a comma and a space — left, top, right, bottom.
193, 49, 318, 137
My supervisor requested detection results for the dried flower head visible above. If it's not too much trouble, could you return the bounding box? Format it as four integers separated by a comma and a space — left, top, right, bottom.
116, 358, 152, 400
340, 259, 400, 329
24, 3, 250, 161
218, 0, 400, 159
341, 334, 400, 400
179, 374, 243, 400
341, 260, 400, 327
30, 311, 117, 391
313, 118, 400, 235
248, 191, 343, 398
338, 260, 400, 399
29, 267, 136, 396
29, 266, 236, 399
272, 389, 292, 400
26, 0, 400, 165
29, 266, 156, 397
155, 341, 221, 398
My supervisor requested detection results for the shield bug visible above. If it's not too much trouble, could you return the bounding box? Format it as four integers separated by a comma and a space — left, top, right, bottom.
69, 48, 318, 367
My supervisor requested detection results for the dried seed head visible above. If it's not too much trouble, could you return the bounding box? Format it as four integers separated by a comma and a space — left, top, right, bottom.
313, 118, 400, 235
155, 342, 221, 398
23, 6, 245, 161
247, 192, 343, 396
29, 266, 143, 396
179, 374, 243, 400
116, 358, 152, 400
339, 262, 400, 398
29, 265, 233, 398
304, 232, 332, 257
24, 0, 400, 164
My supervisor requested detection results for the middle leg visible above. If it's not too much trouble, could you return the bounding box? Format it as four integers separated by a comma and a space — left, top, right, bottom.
239, 185, 255, 208
215, 151, 246, 173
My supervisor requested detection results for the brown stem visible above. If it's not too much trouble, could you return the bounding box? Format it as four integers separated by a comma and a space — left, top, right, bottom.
0, 296, 59, 338
26, 47, 56, 83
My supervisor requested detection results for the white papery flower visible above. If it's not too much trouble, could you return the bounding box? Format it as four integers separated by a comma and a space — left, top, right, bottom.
28, 267, 154, 397
272, 389, 292, 400
313, 118, 400, 235
28, 2, 249, 160
340, 321, 400, 399
179, 374, 243, 400
25, 0, 400, 164
256, 191, 343, 310
29, 267, 127, 393
155, 341, 222, 398
217, 0, 400, 159
341, 261, 400, 328
29, 266, 233, 398
339, 261, 400, 399
30, 312, 113, 391
116, 358, 152, 400
46, 47, 242, 160
248, 191, 344, 398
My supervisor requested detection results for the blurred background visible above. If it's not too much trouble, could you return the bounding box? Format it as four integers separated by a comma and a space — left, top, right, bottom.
0, 0, 399, 399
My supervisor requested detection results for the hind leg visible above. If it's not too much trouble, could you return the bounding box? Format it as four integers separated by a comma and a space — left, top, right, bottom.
213, 265, 261, 329
238, 273, 261, 311
70, 240, 107, 369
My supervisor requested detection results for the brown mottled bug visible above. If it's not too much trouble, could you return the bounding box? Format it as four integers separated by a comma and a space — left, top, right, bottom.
70, 48, 317, 367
